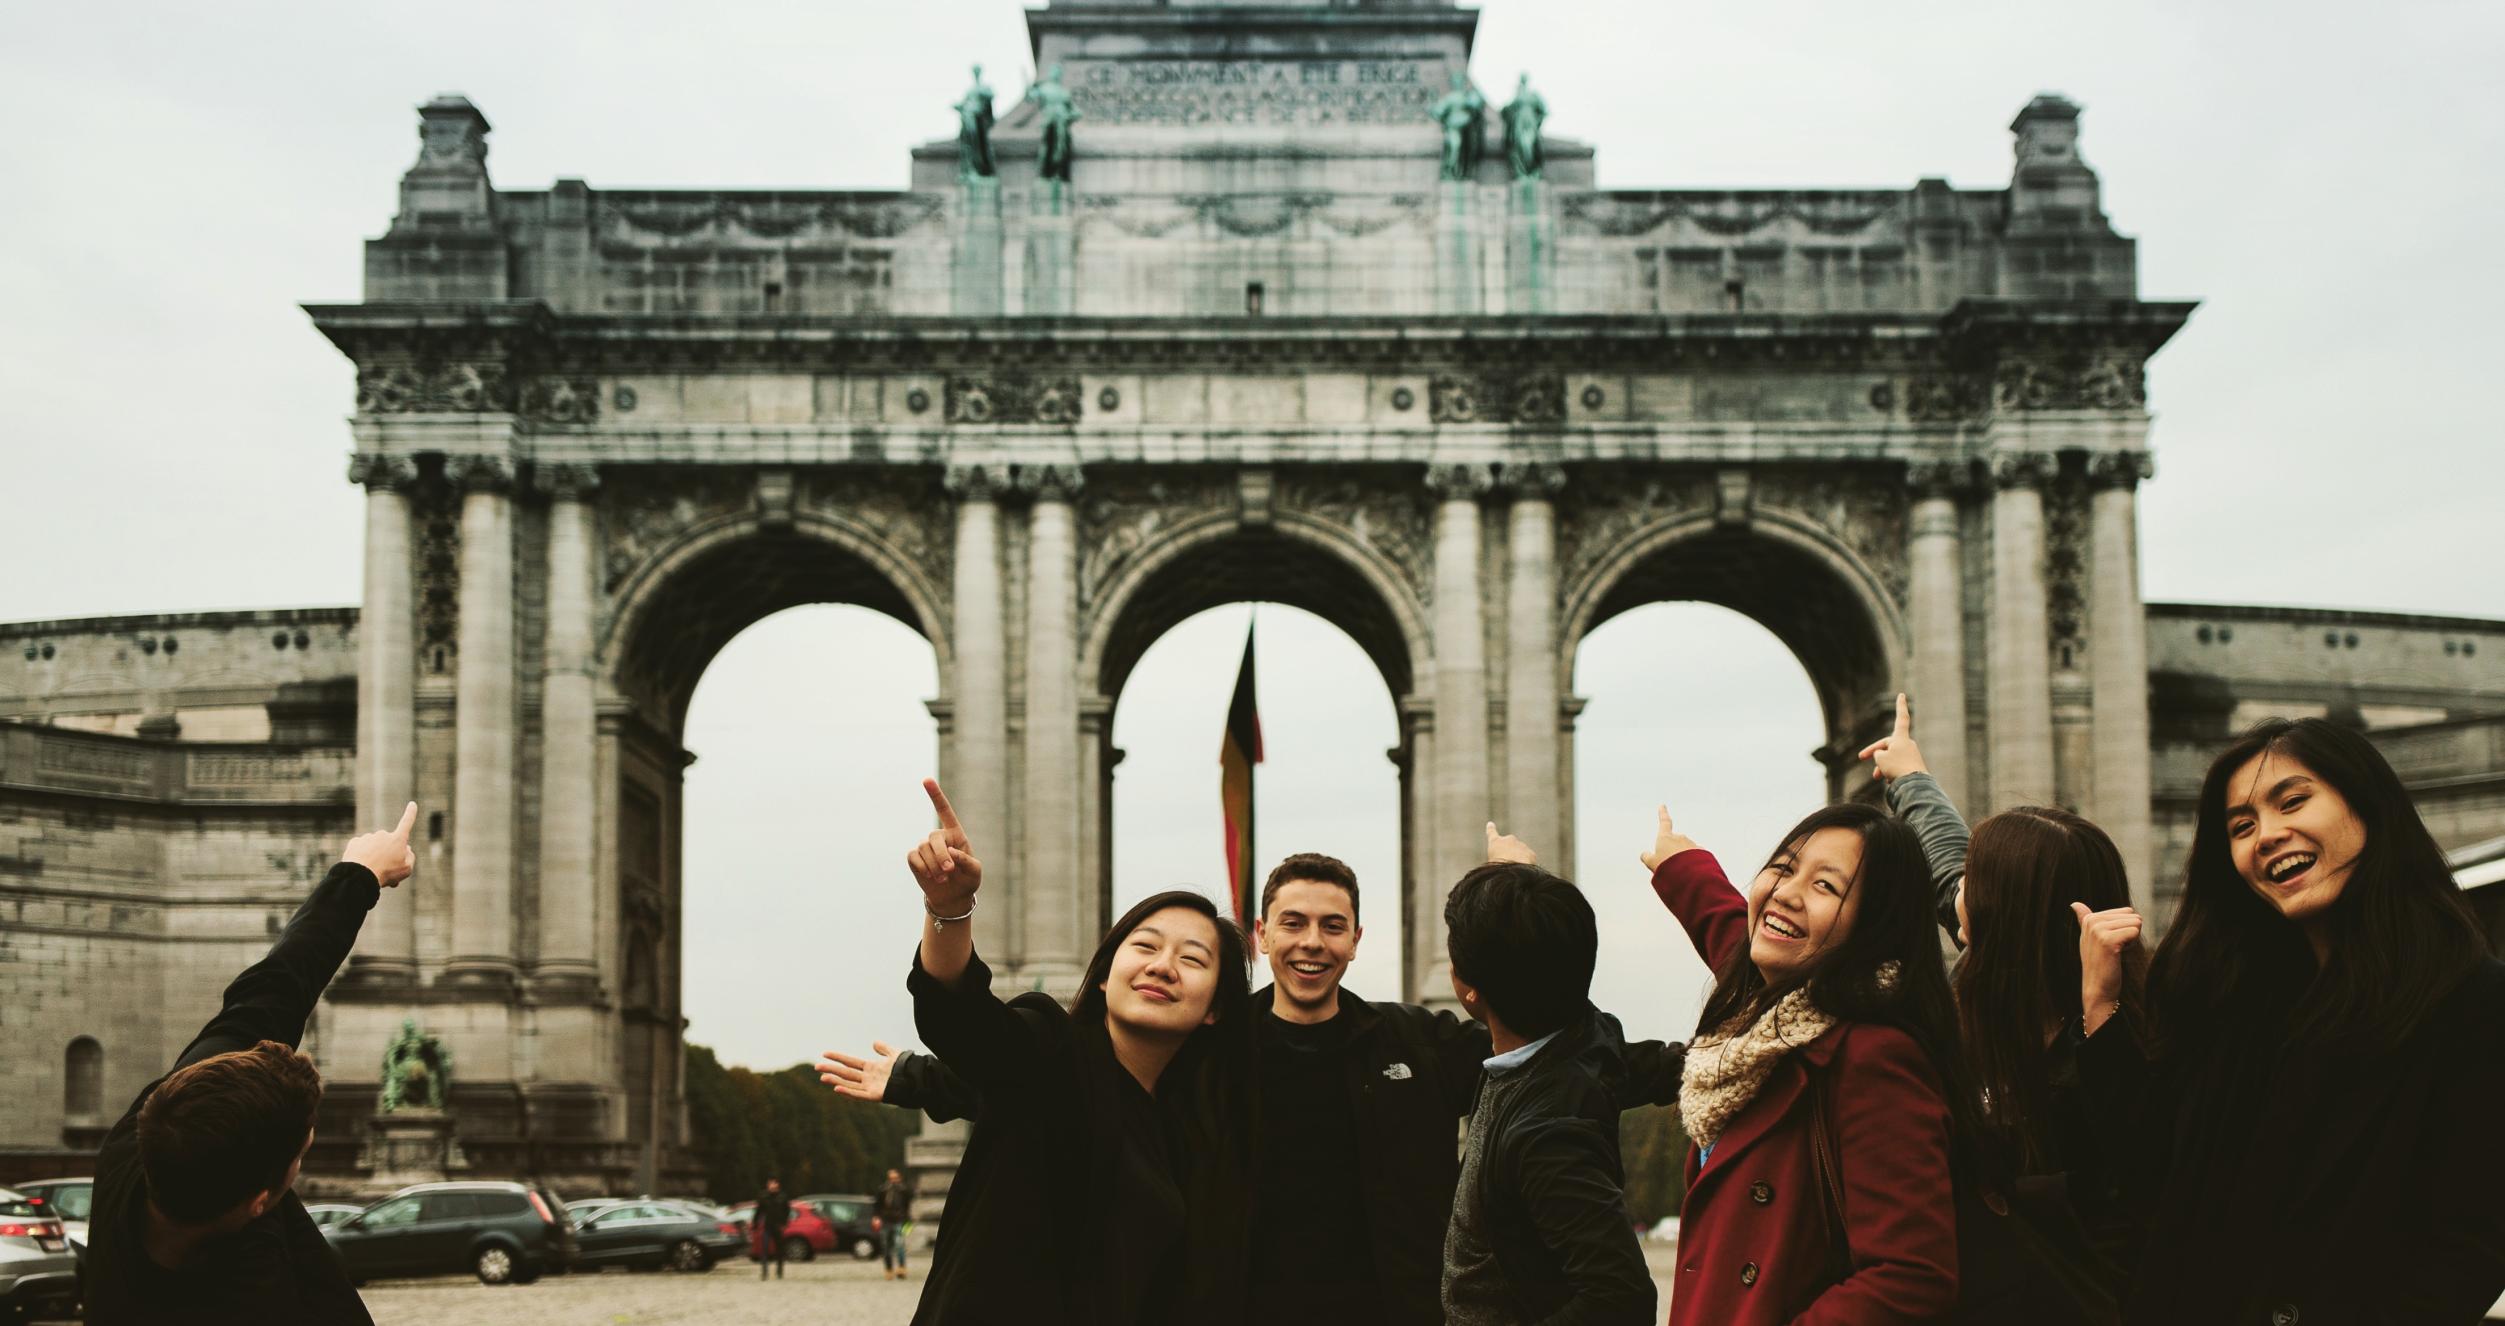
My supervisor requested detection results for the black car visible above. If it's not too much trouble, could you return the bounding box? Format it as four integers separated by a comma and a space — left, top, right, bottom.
323, 1181, 578, 1285
570, 1199, 742, 1273
795, 1193, 883, 1261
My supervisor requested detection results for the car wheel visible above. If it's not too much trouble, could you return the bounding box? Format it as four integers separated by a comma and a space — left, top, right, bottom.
782, 1235, 814, 1263
475, 1244, 516, 1285
852, 1235, 878, 1260
671, 1239, 710, 1273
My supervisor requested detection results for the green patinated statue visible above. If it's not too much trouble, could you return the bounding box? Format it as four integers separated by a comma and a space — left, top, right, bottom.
379, 1017, 452, 1112
956, 65, 997, 183
1026, 64, 1080, 183
1504, 74, 1547, 180
1428, 71, 1485, 181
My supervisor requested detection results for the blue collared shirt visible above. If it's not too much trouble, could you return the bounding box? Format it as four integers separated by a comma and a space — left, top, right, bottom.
1482, 1028, 1562, 1076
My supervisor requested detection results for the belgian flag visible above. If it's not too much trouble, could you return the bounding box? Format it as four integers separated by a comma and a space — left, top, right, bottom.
1219, 624, 1264, 928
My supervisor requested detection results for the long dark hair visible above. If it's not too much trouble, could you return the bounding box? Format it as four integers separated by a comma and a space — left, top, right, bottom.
1956, 806, 2147, 1172
2150, 718, 2484, 1051
1071, 890, 1256, 1316
1694, 803, 1986, 1166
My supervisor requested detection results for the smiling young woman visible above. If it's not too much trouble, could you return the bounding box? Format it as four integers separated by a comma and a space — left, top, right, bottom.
2079, 718, 2505, 1323
896, 779, 1256, 1326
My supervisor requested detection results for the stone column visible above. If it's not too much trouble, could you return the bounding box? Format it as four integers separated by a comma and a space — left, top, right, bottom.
1019, 464, 1084, 990
1426, 462, 1493, 999
1501, 463, 1565, 856
2088, 452, 2158, 910
1904, 462, 1973, 812
946, 464, 1012, 962
350, 453, 421, 980
1986, 454, 2056, 810
535, 464, 601, 992
444, 454, 519, 987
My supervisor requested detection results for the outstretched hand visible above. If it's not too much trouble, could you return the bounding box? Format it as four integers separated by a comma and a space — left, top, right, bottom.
2071, 901, 2141, 1033
817, 1041, 902, 1103
1639, 805, 1702, 873
1485, 821, 1537, 865
907, 779, 983, 906
342, 802, 420, 888
1857, 693, 1929, 783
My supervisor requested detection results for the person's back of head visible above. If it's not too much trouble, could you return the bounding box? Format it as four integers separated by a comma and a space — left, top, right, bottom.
1444, 862, 1598, 1041
137, 1039, 323, 1228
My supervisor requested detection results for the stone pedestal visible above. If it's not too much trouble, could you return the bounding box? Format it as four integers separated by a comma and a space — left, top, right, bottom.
358, 1108, 469, 1196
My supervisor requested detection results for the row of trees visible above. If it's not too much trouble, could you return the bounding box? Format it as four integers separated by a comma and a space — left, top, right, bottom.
1620, 1104, 1691, 1226
683, 1044, 919, 1203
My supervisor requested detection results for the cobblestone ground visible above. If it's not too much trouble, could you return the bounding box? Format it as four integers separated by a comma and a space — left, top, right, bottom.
363, 1244, 1686, 1324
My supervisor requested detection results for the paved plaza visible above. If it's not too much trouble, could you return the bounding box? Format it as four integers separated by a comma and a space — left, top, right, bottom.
356, 1245, 1686, 1324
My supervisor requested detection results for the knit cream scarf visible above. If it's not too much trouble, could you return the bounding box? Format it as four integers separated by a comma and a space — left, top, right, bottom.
1679, 960, 1900, 1149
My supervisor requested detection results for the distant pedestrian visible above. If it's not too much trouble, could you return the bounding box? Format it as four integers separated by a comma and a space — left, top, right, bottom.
754, 1178, 789, 1280
875, 1167, 913, 1279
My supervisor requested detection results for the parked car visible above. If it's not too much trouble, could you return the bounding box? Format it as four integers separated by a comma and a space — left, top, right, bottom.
723, 1199, 834, 1262
0, 1185, 78, 1323
304, 1203, 366, 1231
322, 1181, 577, 1285
569, 1199, 742, 1273
10, 1179, 89, 1252
795, 1192, 883, 1260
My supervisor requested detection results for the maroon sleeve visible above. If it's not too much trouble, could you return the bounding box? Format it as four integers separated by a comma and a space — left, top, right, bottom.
1649, 849, 1750, 974
1794, 1026, 1960, 1326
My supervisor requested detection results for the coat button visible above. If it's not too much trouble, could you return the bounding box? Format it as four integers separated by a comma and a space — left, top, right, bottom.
1739, 1262, 1758, 1287
2269, 1307, 2299, 1326
1749, 1180, 1773, 1204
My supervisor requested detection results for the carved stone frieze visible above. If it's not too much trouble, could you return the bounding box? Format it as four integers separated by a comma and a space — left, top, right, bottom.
1429, 373, 1565, 425
413, 480, 461, 675
1993, 351, 2146, 413
1558, 192, 1899, 240
597, 471, 753, 592
598, 195, 944, 244
1551, 469, 1716, 613
518, 376, 599, 425
946, 375, 1084, 425
356, 361, 514, 414
796, 471, 954, 595
1075, 473, 1239, 618
1904, 373, 1989, 424
1753, 471, 1912, 607
1272, 474, 1437, 613
2043, 463, 2093, 665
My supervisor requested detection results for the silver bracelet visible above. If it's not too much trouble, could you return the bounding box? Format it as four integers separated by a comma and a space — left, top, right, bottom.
925, 895, 977, 927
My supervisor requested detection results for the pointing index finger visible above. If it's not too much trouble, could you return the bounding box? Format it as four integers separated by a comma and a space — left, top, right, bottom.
924, 779, 962, 832
393, 801, 419, 841
1894, 692, 1912, 740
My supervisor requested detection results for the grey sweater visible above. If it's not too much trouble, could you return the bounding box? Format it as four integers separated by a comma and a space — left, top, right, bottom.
1882, 770, 1972, 944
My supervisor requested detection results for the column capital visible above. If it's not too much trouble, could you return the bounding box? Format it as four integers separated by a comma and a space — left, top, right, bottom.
1988, 452, 2057, 491
1013, 462, 1085, 502
1496, 460, 1567, 497
446, 453, 518, 495
534, 463, 602, 500
944, 462, 1013, 501
2086, 450, 2155, 490
1904, 458, 1976, 500
1425, 461, 1496, 500
348, 453, 422, 492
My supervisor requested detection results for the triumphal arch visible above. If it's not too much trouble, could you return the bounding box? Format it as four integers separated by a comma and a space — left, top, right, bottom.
301, 0, 2189, 1188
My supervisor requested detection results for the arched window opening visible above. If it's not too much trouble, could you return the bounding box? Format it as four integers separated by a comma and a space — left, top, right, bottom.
64, 1036, 103, 1119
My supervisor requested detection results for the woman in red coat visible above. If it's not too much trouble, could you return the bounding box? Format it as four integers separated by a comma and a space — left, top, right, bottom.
1645, 801, 1970, 1325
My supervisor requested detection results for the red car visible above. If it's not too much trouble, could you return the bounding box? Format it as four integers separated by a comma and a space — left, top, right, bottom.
724, 1199, 835, 1262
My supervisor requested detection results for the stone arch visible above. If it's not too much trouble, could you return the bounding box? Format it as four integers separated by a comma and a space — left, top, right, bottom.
600, 512, 953, 733
1080, 510, 1429, 706
63, 1036, 102, 1120
1561, 509, 1908, 763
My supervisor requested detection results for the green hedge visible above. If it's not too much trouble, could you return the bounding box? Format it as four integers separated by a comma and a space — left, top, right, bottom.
683, 1043, 922, 1202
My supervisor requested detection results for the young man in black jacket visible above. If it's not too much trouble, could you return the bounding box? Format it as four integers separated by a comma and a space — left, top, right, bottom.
1441, 858, 1655, 1326
84, 803, 420, 1326
821, 837, 1679, 1326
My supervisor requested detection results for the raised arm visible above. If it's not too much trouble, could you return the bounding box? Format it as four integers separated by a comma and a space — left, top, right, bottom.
1861, 694, 1970, 940
902, 779, 1061, 1087
909, 779, 982, 988
819, 1041, 984, 1125
1642, 807, 1749, 975
173, 803, 418, 1070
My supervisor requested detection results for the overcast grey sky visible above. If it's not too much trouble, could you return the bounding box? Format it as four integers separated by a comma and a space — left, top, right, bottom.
5, 0, 2501, 1069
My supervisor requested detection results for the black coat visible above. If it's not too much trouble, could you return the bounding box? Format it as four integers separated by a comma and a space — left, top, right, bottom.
2081, 957, 2505, 1324
890, 986, 1683, 1326
753, 1191, 788, 1234
84, 864, 380, 1326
